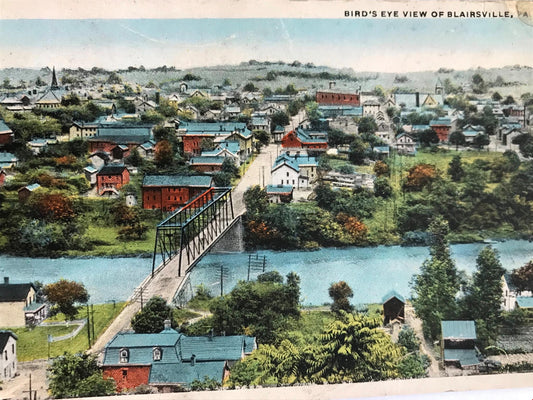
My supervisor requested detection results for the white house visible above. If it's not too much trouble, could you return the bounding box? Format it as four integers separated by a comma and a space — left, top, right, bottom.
0, 331, 17, 380
271, 153, 318, 190
502, 273, 533, 311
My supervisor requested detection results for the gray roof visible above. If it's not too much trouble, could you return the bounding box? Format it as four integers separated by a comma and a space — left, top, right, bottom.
143, 175, 213, 188
97, 165, 128, 176
441, 320, 477, 340
0, 331, 18, 351
0, 282, 35, 302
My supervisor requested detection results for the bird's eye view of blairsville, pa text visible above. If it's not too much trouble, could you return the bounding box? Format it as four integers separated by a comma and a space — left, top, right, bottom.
0, 1, 532, 399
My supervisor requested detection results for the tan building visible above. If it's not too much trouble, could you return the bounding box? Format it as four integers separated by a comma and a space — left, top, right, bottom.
0, 278, 46, 327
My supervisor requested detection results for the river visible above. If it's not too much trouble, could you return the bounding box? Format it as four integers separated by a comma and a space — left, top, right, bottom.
1, 240, 531, 305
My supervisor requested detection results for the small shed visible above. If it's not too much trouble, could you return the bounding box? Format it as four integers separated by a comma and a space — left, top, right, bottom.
382, 290, 405, 325
18, 183, 41, 202
266, 184, 293, 203
441, 320, 479, 369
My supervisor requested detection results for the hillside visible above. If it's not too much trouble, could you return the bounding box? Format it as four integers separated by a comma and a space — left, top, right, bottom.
1, 62, 532, 98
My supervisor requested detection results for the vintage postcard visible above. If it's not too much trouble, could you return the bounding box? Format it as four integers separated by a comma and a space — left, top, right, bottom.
0, 0, 532, 398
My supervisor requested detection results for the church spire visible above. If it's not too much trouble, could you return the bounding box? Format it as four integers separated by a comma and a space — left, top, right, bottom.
51, 66, 59, 90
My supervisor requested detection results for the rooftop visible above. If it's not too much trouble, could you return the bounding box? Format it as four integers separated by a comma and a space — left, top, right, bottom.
143, 175, 213, 188
441, 320, 477, 340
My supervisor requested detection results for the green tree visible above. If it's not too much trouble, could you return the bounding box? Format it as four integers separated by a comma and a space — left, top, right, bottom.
510, 261, 533, 294
44, 279, 89, 320
131, 296, 176, 333
374, 177, 392, 198
448, 155, 465, 182
310, 312, 402, 383
448, 130, 466, 150
243, 82, 257, 92
48, 353, 115, 398
154, 140, 175, 169
357, 116, 378, 135
492, 92, 502, 102
328, 281, 354, 314
209, 273, 301, 344
271, 111, 290, 128
410, 217, 460, 339
459, 246, 505, 345
253, 129, 270, 150
348, 137, 368, 165
418, 129, 439, 147
244, 185, 269, 217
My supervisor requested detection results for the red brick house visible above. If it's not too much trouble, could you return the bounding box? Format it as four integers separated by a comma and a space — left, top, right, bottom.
189, 156, 225, 174
281, 128, 328, 151
429, 118, 452, 142
96, 165, 130, 196
142, 175, 213, 212
182, 133, 214, 156
316, 91, 360, 106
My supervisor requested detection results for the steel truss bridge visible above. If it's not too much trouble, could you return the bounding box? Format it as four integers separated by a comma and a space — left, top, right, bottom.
151, 187, 236, 277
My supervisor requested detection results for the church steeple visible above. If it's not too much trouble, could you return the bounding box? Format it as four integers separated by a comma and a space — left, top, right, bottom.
51, 66, 59, 90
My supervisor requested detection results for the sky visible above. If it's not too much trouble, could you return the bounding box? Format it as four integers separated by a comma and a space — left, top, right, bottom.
0, 18, 531, 73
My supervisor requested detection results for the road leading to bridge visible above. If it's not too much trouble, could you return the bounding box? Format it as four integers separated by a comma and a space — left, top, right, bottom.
90, 143, 279, 356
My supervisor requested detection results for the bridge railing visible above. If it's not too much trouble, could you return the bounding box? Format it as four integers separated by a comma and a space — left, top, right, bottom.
151, 187, 234, 276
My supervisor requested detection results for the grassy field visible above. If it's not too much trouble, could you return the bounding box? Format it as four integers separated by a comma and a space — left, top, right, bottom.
6, 302, 126, 361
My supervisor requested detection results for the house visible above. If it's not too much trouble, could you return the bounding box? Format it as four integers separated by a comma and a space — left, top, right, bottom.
35, 90, 62, 109
462, 124, 486, 144
281, 127, 328, 153
250, 116, 270, 132
226, 128, 254, 160
266, 184, 293, 203
88, 126, 152, 155
0, 331, 17, 380
142, 175, 213, 212
272, 125, 286, 143
0, 152, 19, 169
88, 151, 110, 170
221, 104, 241, 120
18, 183, 41, 202
201, 141, 240, 166
316, 90, 361, 106
138, 140, 156, 159
96, 165, 130, 196
271, 153, 318, 190
429, 118, 453, 142
322, 172, 375, 190
0, 120, 14, 145
112, 144, 129, 160
0, 277, 47, 327
189, 156, 225, 174
102, 323, 256, 392
395, 132, 417, 154
202, 109, 222, 121
83, 166, 98, 186
27, 138, 49, 155
382, 291, 405, 325
69, 121, 99, 140
441, 320, 480, 369
317, 105, 363, 119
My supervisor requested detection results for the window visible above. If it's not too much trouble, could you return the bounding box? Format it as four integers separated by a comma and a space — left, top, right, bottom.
122, 369, 128, 378
153, 347, 162, 361
12, 344, 14, 354
286, 172, 289, 177
119, 348, 129, 363
4, 350, 7, 360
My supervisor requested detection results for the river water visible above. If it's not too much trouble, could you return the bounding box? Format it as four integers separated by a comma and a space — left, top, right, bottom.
1, 240, 531, 305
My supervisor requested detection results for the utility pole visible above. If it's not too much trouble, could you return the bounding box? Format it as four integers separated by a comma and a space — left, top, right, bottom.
86, 304, 91, 347
220, 264, 224, 296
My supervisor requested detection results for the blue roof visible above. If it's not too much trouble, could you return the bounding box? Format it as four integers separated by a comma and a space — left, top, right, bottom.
179, 335, 245, 362
143, 175, 213, 187
444, 348, 479, 366
441, 320, 477, 340
0, 152, 18, 164
202, 141, 240, 156
0, 120, 12, 132
98, 126, 152, 138
411, 125, 430, 132
430, 118, 452, 126
293, 127, 328, 144
382, 290, 405, 304
516, 297, 533, 308
266, 184, 293, 194
24, 183, 41, 191
181, 121, 249, 136
190, 156, 225, 165
149, 361, 226, 386
273, 154, 318, 172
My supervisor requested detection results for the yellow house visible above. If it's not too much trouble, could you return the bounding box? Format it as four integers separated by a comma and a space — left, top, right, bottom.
227, 128, 254, 160
0, 278, 46, 327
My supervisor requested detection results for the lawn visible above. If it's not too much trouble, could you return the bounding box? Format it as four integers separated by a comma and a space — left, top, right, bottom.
6, 302, 125, 361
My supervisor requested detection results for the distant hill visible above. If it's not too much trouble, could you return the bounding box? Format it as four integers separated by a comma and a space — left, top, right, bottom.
1, 62, 531, 98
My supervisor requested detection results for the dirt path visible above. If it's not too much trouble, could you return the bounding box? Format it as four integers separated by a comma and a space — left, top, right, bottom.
404, 303, 442, 377
1, 359, 49, 400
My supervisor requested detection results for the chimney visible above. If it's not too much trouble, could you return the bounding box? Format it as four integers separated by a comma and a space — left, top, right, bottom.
3, 277, 9, 284
191, 354, 196, 366
163, 319, 171, 330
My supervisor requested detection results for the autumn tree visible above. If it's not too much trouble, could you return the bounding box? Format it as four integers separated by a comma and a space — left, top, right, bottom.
154, 139, 174, 169
44, 279, 89, 319
373, 160, 389, 177
328, 281, 354, 313
403, 164, 438, 192
31, 192, 75, 221
336, 213, 368, 242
